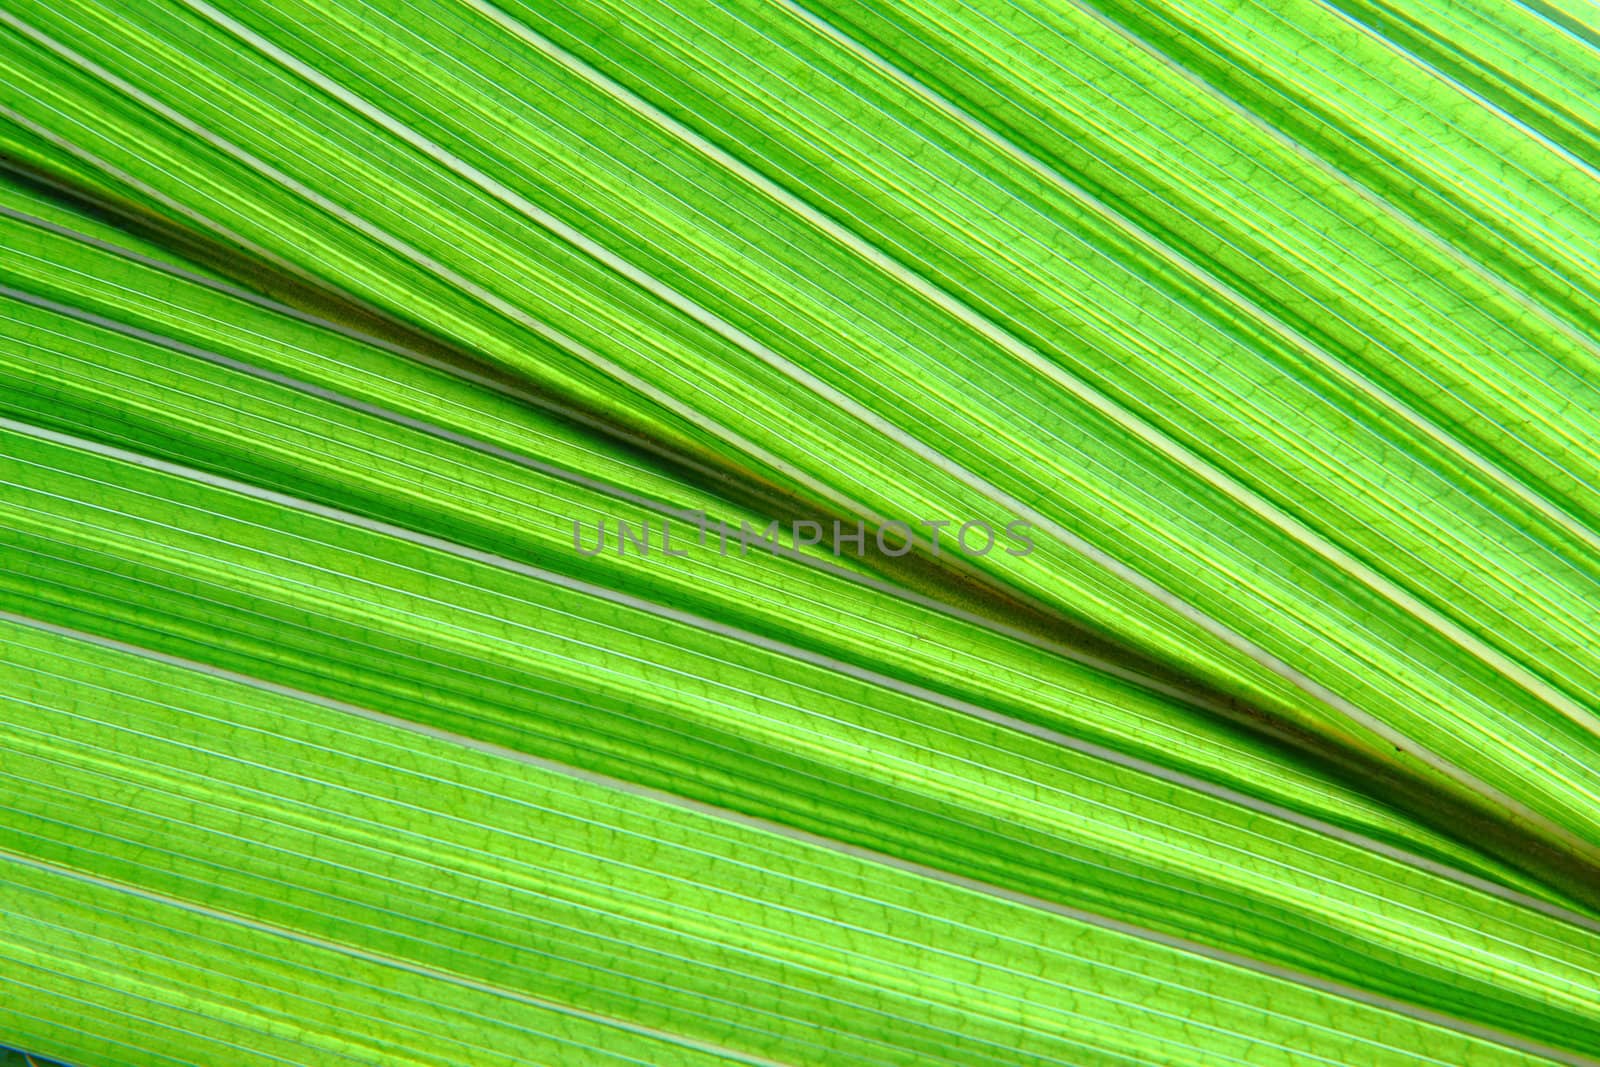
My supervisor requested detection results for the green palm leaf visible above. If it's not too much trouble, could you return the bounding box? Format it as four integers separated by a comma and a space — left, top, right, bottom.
3, 0, 1600, 1063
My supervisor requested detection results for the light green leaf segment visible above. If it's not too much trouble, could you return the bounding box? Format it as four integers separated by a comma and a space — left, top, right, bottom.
2, 0, 1600, 1063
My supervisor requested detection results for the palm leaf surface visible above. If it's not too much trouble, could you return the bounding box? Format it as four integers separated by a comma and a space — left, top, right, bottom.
2, 0, 1600, 1063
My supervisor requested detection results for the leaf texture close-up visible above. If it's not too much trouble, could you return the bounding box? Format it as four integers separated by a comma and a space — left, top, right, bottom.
2, 0, 1600, 1064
